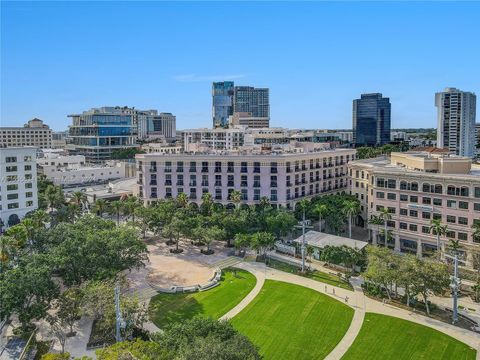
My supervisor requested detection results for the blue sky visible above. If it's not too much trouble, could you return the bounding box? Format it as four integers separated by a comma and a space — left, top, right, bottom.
1, 1, 479, 131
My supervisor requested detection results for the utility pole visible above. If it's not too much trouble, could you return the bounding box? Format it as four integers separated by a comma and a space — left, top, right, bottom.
445, 253, 460, 324
301, 207, 306, 273
115, 283, 125, 342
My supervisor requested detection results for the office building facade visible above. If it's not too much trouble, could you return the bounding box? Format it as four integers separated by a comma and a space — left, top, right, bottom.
353, 93, 391, 147
67, 107, 137, 162
0, 147, 38, 230
348, 150, 480, 267
136, 149, 356, 208
212, 82, 235, 127
435, 88, 476, 157
0, 118, 52, 149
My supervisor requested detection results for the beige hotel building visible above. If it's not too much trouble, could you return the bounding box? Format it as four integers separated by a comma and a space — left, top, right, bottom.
349, 148, 480, 267
136, 148, 356, 209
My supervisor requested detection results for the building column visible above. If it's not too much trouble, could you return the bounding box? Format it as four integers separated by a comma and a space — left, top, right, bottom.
416, 239, 422, 258
372, 230, 378, 246
394, 233, 401, 252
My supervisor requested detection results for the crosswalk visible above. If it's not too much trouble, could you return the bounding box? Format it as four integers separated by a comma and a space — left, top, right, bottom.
209, 256, 243, 269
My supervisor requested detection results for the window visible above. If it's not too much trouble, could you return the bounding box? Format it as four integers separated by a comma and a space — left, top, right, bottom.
400, 208, 408, 216
6, 184, 18, 191
376, 191, 385, 199
24, 156, 32, 162
475, 203, 480, 212
8, 203, 19, 209
388, 207, 396, 214
422, 226, 430, 234
446, 215, 456, 224
475, 187, 480, 198
409, 224, 417, 232
447, 200, 457, 209
433, 198, 442, 206
446, 231, 456, 239
458, 217, 468, 225
387, 179, 396, 189
409, 196, 418, 203
387, 193, 396, 200
25, 183, 32, 189
6, 156, 17, 163
458, 232, 468, 241
433, 213, 442, 220
422, 212, 431, 220
376, 178, 385, 188
7, 193, 18, 200
400, 222, 408, 230
459, 201, 469, 210
409, 210, 418, 217
400, 194, 408, 202
241, 162, 248, 173
447, 185, 469, 197
227, 162, 234, 173
422, 197, 431, 205
25, 174, 32, 180
6, 166, 17, 172
25, 192, 33, 198
422, 183, 443, 194
26, 201, 33, 207
253, 162, 261, 173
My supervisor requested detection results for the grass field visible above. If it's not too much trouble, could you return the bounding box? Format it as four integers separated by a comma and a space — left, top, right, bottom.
267, 258, 353, 290
148, 268, 256, 328
231, 280, 354, 360
341, 313, 477, 360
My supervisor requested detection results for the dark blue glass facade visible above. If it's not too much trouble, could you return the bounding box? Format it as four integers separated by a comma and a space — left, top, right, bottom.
353, 93, 391, 147
212, 81, 234, 127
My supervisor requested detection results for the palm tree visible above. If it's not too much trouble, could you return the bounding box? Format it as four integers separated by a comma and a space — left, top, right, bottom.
31, 209, 49, 229
430, 218, 448, 259
378, 208, 392, 246
230, 190, 242, 209
313, 203, 329, 232
176, 193, 189, 209
343, 200, 360, 239
93, 199, 108, 218
67, 203, 81, 222
201, 192, 214, 215
44, 185, 63, 211
472, 221, 480, 243
109, 200, 123, 226
71, 191, 87, 207
368, 215, 383, 245
448, 239, 462, 256
123, 197, 141, 222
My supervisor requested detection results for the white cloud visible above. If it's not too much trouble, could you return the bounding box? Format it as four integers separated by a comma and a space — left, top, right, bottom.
173, 73, 246, 82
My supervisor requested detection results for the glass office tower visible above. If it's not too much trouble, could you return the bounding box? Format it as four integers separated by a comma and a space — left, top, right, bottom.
352, 93, 391, 147
212, 81, 234, 128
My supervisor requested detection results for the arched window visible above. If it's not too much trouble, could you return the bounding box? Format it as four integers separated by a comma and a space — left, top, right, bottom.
434, 184, 443, 194
400, 181, 407, 190
411, 182, 418, 191
461, 187, 469, 197
422, 183, 430, 193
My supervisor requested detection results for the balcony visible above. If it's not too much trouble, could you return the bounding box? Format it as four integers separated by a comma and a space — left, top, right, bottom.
177, 167, 184, 173
150, 180, 157, 186
189, 182, 197, 186
201, 181, 209, 186
215, 181, 222, 187
164, 180, 171, 186
271, 182, 278, 188
253, 182, 261, 188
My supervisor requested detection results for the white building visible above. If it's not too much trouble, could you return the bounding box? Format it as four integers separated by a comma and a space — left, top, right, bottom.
37, 152, 127, 187
436, 87, 476, 157
0, 118, 52, 149
182, 126, 246, 152
139, 112, 176, 141
141, 142, 182, 154
0, 147, 38, 229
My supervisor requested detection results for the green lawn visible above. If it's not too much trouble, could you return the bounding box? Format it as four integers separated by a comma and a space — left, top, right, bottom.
341, 313, 477, 360
148, 268, 256, 328
267, 258, 353, 290
231, 280, 354, 360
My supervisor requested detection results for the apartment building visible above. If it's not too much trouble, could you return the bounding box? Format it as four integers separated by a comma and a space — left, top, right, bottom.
348, 149, 480, 267
0, 147, 38, 229
0, 118, 52, 149
136, 148, 356, 208
436, 87, 476, 157
182, 127, 246, 152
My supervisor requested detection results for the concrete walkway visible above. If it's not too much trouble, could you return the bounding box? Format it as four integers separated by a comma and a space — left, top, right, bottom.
226, 261, 480, 359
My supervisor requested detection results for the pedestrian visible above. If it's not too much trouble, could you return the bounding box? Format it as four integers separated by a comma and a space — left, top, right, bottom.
325, 285, 327, 292
345, 296, 349, 303
333, 288, 335, 295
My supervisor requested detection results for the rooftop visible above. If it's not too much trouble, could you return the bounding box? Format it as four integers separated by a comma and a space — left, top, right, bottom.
292, 231, 368, 250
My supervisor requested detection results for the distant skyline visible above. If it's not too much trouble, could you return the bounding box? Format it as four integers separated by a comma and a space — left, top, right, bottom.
1, 1, 479, 131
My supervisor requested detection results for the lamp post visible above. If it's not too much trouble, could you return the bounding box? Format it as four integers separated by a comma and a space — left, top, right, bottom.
115, 283, 126, 342
444, 253, 460, 324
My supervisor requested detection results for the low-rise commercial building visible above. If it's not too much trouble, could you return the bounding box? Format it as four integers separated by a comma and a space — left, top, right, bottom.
136, 148, 356, 208
348, 149, 480, 267
182, 126, 246, 152
0, 147, 38, 229
0, 118, 52, 149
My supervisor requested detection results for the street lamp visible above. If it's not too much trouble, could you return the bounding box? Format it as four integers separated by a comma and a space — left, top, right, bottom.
294, 204, 313, 273
444, 253, 460, 324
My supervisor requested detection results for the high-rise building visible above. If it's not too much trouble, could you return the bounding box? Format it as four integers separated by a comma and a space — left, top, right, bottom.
0, 147, 38, 230
352, 93, 391, 147
67, 107, 137, 162
212, 81, 234, 127
0, 118, 52, 148
233, 86, 270, 126
212, 82, 270, 128
145, 112, 176, 141
435, 87, 476, 157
